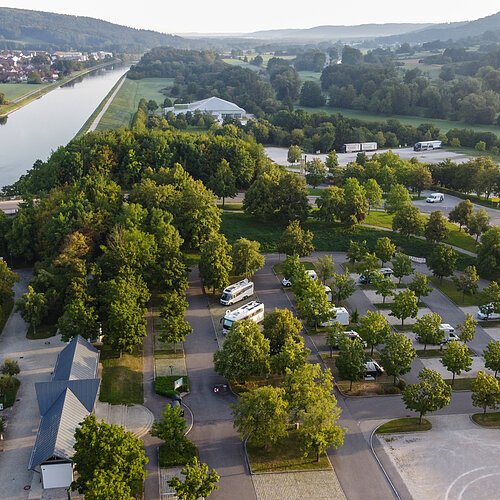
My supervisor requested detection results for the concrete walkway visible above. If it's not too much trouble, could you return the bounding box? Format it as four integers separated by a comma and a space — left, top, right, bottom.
94, 401, 153, 439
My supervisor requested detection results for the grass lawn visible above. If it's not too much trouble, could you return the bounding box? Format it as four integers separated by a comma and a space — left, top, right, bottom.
0, 297, 14, 336
247, 430, 331, 473
471, 412, 500, 428
430, 277, 483, 307
26, 323, 57, 340
364, 211, 393, 229
416, 349, 445, 358
307, 187, 325, 196
97, 77, 174, 130
217, 203, 243, 210
0, 82, 49, 101
0, 376, 21, 409
377, 417, 432, 434
298, 71, 322, 83
296, 105, 500, 137
99, 345, 144, 405
159, 440, 197, 467
445, 378, 473, 391
221, 213, 475, 271
155, 375, 190, 397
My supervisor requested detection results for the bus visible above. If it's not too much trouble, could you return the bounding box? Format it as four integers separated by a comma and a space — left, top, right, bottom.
221, 301, 265, 335
413, 140, 442, 152
220, 279, 254, 306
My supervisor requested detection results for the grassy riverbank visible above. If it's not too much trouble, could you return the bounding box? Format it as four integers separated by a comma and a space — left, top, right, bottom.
0, 60, 119, 118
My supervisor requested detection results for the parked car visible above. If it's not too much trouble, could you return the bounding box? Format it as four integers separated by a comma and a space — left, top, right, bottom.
329, 330, 366, 349
364, 359, 384, 377
477, 304, 500, 320
213, 384, 229, 393
426, 193, 445, 203
359, 268, 393, 285
170, 399, 184, 416
439, 332, 459, 346
282, 270, 317, 287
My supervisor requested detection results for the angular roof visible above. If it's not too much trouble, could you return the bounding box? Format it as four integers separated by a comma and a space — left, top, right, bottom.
29, 388, 89, 470
52, 335, 99, 381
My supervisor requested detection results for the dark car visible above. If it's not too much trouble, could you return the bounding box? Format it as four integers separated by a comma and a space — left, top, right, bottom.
213, 383, 229, 393
359, 268, 393, 285
170, 399, 184, 416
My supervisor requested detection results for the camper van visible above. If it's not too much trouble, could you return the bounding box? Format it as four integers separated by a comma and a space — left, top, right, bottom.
426, 193, 444, 203
320, 306, 350, 327
221, 301, 265, 335
220, 279, 254, 306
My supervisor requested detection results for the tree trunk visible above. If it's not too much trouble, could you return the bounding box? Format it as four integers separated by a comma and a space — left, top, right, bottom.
316, 450, 320, 462
401, 318, 404, 327
495, 369, 498, 378
350, 379, 353, 391
452, 372, 456, 386
424, 343, 427, 352
419, 413, 423, 425
383, 295, 386, 304
393, 374, 397, 386
222, 196, 225, 208
484, 405, 487, 415
371, 345, 374, 356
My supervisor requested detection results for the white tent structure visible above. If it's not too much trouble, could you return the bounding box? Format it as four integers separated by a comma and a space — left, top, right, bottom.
165, 96, 247, 122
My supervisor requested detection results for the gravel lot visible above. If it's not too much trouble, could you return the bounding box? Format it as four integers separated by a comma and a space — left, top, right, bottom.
378, 414, 500, 500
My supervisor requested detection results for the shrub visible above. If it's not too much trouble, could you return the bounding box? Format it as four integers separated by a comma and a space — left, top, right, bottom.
158, 439, 197, 467
1, 359, 20, 376
155, 375, 190, 397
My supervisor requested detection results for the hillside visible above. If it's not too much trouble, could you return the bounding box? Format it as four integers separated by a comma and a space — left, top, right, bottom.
0, 7, 187, 52
380, 11, 500, 43
249, 23, 433, 40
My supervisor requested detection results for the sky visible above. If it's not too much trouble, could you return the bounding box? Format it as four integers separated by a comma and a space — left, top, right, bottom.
1, 0, 500, 33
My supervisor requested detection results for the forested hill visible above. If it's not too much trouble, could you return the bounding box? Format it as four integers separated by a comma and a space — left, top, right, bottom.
380, 11, 500, 44
0, 7, 188, 52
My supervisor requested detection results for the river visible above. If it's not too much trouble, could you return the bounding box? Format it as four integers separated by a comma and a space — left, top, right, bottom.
0, 65, 129, 188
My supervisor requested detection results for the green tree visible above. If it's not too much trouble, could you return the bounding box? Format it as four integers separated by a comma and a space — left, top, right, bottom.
316, 255, 335, 284
232, 386, 289, 448
375, 237, 396, 266
306, 158, 327, 187
380, 333, 416, 385
99, 269, 150, 352
471, 371, 500, 415
484, 340, 500, 377
385, 184, 411, 214
326, 322, 346, 355
72, 415, 148, 496
278, 220, 314, 257
16, 285, 47, 336
330, 272, 356, 304
358, 310, 392, 355
336, 338, 366, 390
428, 245, 458, 282
231, 238, 265, 278
168, 457, 219, 500
281, 254, 306, 284
214, 320, 270, 383
452, 265, 479, 303
392, 253, 414, 284
299, 81, 326, 107
402, 368, 451, 424
392, 204, 425, 239
151, 404, 188, 449
263, 308, 302, 355
207, 159, 237, 208
199, 233, 232, 293
441, 341, 472, 385
390, 289, 418, 327
84, 470, 133, 500
372, 273, 396, 306
1, 359, 20, 376
407, 162, 432, 197
341, 177, 369, 228
298, 396, 344, 462
364, 178, 383, 213
158, 291, 192, 352
448, 199, 473, 231
271, 335, 309, 374
0, 261, 18, 302
347, 240, 368, 264
325, 151, 339, 173
287, 145, 302, 164
58, 291, 99, 342
296, 279, 332, 329
413, 312, 443, 351
425, 211, 449, 243
477, 227, 500, 277
467, 209, 490, 242
458, 313, 477, 344
408, 273, 432, 302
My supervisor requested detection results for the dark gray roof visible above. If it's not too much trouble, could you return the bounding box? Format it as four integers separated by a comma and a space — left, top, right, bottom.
35, 379, 100, 415
52, 335, 100, 381
29, 388, 89, 470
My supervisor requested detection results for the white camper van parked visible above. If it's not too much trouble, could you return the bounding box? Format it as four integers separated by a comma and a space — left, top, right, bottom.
320, 306, 350, 327
220, 279, 254, 306
221, 301, 265, 335
426, 193, 444, 203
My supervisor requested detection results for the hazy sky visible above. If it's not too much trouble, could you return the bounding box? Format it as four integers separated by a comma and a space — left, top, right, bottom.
2, 1, 500, 33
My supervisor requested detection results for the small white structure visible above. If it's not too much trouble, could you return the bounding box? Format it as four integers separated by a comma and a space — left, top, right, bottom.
164, 96, 247, 123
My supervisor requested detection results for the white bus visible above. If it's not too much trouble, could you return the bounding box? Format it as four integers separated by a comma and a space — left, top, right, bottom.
220, 279, 254, 306
413, 140, 442, 152
221, 301, 265, 335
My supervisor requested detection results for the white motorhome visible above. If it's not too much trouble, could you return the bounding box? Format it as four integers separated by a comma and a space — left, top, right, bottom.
413, 140, 442, 152
220, 279, 254, 306
221, 301, 265, 335
320, 306, 350, 327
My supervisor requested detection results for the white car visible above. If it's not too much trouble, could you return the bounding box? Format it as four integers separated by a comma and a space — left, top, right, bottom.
477, 304, 500, 320
281, 270, 317, 287
365, 359, 384, 377
426, 193, 444, 203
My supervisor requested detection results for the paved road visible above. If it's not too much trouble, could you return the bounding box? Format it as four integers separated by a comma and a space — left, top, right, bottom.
184, 270, 256, 500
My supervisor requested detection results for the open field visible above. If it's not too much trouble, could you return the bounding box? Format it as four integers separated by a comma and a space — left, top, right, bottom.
0, 83, 49, 101
97, 77, 174, 130
298, 71, 322, 82
296, 105, 500, 137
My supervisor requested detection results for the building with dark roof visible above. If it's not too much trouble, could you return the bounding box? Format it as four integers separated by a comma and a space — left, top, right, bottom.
28, 336, 100, 489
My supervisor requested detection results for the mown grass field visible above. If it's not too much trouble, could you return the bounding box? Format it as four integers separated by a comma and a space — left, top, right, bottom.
298, 71, 322, 82
296, 105, 500, 137
0, 83, 48, 101
97, 77, 174, 130
430, 276, 483, 307
377, 417, 432, 433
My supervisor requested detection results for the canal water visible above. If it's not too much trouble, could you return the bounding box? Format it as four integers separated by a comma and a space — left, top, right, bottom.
0, 65, 128, 188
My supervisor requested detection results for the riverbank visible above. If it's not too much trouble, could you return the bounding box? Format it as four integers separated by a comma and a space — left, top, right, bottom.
0, 59, 120, 118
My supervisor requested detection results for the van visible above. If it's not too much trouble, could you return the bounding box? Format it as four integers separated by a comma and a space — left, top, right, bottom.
426, 193, 444, 203
320, 307, 350, 327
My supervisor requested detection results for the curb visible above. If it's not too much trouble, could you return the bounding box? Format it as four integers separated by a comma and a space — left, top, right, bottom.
369, 423, 402, 500
182, 401, 194, 435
